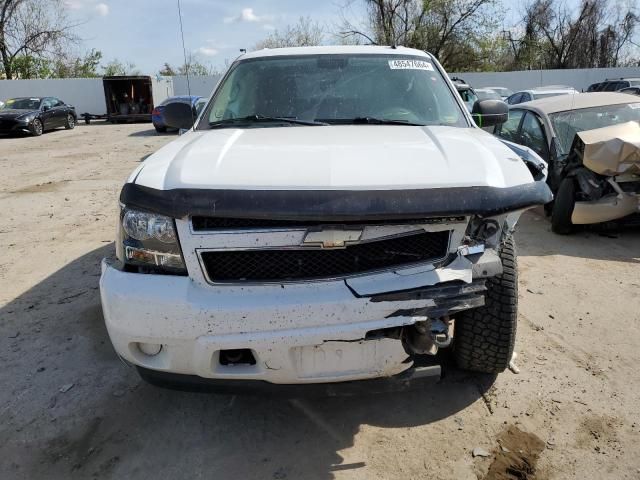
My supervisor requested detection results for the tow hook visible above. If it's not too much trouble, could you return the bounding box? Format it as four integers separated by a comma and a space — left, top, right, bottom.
430, 317, 452, 348
404, 316, 452, 355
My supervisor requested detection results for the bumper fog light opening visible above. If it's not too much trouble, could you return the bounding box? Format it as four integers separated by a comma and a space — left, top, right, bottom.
219, 349, 256, 366
138, 342, 163, 356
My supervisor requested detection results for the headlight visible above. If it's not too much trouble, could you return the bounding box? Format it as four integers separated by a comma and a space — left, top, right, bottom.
117, 206, 187, 274
17, 112, 37, 121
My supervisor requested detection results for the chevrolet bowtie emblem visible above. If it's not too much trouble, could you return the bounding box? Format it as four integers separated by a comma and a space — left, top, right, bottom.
302, 228, 363, 249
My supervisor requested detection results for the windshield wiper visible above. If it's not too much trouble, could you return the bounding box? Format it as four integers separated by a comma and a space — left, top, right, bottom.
326, 117, 427, 126
209, 115, 328, 128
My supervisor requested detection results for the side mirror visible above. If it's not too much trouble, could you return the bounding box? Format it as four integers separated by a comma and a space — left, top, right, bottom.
471, 99, 508, 127
163, 102, 197, 129
42, 105, 50, 111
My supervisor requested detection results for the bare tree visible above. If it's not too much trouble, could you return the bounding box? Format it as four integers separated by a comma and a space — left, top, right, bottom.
506, 0, 638, 70
336, 0, 499, 70
0, 0, 78, 79
254, 17, 324, 49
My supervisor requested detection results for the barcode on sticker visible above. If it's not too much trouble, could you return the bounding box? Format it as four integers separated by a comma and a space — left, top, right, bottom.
388, 59, 434, 71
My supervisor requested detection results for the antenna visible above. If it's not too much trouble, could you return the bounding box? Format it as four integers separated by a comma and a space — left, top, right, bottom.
177, 0, 196, 131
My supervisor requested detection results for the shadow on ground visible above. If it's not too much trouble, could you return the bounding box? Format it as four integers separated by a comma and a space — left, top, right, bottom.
516, 209, 640, 263
0, 244, 491, 480
129, 128, 176, 138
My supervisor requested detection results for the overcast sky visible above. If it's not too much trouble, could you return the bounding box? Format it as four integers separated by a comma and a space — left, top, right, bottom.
64, 0, 372, 73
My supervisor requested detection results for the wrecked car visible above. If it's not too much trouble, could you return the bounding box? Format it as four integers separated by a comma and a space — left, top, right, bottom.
100, 46, 551, 392
494, 92, 640, 233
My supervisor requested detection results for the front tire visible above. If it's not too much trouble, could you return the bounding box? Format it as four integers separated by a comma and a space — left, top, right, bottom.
551, 178, 576, 234
454, 237, 517, 374
29, 119, 43, 136
65, 114, 76, 129
154, 125, 166, 133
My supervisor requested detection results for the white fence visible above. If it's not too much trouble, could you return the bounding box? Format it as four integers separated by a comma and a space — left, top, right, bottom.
3, 67, 640, 116
0, 78, 104, 114
173, 67, 640, 95
449, 67, 640, 92
172, 75, 221, 98
0, 75, 217, 114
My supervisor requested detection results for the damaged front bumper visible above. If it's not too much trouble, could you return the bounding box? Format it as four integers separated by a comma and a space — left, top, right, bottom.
572, 192, 639, 224
572, 177, 640, 224
99, 247, 500, 387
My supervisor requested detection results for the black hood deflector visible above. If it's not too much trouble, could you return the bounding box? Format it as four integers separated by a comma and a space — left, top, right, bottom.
120, 182, 552, 220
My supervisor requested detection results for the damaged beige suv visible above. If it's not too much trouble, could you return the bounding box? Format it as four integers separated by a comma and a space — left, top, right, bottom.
494, 92, 640, 233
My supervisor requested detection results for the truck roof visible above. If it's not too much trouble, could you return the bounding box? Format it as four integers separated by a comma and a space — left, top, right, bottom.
240, 45, 432, 60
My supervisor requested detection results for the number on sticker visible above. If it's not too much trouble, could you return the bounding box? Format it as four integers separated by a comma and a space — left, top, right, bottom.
388, 59, 434, 71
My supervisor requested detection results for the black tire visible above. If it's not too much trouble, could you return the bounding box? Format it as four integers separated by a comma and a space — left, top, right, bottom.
551, 178, 576, 234
454, 236, 517, 374
29, 118, 43, 136
65, 114, 76, 129
154, 125, 167, 133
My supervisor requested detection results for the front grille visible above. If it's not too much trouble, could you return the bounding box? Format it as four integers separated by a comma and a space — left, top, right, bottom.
192, 216, 465, 231
200, 230, 450, 282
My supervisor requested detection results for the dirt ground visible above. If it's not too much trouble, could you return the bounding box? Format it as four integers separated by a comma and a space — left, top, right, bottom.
1, 123, 639, 480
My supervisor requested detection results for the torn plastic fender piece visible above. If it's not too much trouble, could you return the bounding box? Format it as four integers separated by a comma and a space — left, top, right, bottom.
346, 249, 501, 297
370, 280, 486, 303
371, 281, 487, 318
385, 293, 485, 318
577, 121, 640, 176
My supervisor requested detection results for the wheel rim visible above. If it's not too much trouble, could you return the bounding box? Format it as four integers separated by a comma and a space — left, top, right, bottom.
33, 120, 42, 134
68, 115, 75, 128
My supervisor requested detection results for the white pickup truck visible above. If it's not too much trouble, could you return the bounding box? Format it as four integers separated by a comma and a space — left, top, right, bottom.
100, 46, 551, 393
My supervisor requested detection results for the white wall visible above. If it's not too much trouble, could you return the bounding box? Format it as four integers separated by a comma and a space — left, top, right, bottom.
172, 75, 222, 98
2, 67, 640, 115
0, 78, 105, 114
171, 68, 640, 97
449, 67, 640, 92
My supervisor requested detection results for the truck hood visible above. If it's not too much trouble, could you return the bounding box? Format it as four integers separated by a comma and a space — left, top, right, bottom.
133, 125, 535, 190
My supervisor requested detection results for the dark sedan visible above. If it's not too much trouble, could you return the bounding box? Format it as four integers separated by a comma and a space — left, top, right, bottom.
0, 97, 77, 136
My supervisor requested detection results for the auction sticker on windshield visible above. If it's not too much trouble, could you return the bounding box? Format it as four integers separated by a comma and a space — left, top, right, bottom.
388, 59, 434, 71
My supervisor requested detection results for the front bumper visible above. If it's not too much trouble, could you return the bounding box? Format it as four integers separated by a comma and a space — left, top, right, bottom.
100, 248, 500, 386
572, 192, 640, 224
0, 119, 29, 133
136, 363, 442, 396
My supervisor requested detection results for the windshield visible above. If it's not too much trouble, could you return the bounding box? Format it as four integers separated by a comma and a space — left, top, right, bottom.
2, 98, 42, 110
200, 54, 467, 128
550, 103, 640, 155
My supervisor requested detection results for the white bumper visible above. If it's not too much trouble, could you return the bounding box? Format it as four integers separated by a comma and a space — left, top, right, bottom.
100, 250, 494, 384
